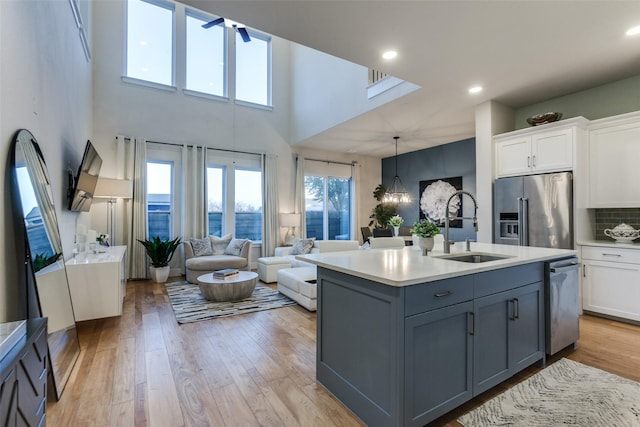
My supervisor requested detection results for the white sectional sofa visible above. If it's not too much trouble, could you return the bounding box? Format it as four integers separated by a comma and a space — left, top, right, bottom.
257, 240, 360, 311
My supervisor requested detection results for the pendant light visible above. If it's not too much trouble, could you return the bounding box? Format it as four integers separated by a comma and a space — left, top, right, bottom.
382, 136, 411, 204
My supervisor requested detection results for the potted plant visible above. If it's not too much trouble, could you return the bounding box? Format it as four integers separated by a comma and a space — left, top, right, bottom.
388, 214, 404, 236
410, 219, 441, 254
369, 184, 398, 229
138, 236, 182, 283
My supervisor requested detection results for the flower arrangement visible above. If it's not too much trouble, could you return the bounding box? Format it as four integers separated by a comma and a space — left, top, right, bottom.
388, 215, 404, 227
97, 233, 110, 246
409, 219, 441, 238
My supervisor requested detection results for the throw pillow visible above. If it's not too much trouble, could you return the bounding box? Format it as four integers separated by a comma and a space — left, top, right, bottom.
290, 238, 315, 255
209, 234, 232, 255
225, 239, 248, 256
189, 237, 213, 257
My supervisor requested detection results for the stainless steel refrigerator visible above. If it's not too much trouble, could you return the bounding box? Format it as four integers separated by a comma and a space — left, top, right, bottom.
494, 172, 573, 249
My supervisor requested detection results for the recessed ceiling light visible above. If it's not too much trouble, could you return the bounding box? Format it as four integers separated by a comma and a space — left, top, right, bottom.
139, 41, 148, 46
382, 50, 397, 60
468, 86, 483, 94
626, 25, 640, 36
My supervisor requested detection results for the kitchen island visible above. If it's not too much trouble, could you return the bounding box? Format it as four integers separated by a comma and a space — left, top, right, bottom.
298, 242, 575, 427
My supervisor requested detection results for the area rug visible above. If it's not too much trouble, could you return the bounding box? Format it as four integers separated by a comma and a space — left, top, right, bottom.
165, 281, 296, 324
458, 358, 640, 426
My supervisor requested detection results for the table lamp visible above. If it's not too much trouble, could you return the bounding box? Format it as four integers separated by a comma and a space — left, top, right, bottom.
94, 178, 133, 246
279, 213, 301, 245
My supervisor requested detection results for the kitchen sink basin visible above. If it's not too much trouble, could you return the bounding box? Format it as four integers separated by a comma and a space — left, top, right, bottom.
436, 253, 513, 263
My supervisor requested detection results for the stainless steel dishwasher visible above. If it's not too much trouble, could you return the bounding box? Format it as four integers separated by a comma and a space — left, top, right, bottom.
545, 257, 580, 355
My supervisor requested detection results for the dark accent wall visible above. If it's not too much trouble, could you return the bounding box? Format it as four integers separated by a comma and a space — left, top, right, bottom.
381, 138, 477, 242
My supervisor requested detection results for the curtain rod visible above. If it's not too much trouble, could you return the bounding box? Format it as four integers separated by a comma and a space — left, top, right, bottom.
120, 136, 263, 157
303, 157, 356, 166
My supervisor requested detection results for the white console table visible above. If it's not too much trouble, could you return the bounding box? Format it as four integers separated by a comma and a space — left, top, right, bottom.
66, 245, 127, 321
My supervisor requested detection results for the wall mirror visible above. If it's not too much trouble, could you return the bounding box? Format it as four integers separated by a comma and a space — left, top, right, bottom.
11, 129, 80, 399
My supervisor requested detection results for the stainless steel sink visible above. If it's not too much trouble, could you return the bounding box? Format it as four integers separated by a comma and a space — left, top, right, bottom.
436, 253, 513, 263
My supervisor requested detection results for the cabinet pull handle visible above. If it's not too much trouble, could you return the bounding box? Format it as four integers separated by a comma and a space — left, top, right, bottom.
469, 312, 475, 336
527, 156, 531, 167
602, 253, 622, 257
434, 291, 453, 298
532, 155, 536, 167
510, 299, 519, 320
583, 264, 586, 277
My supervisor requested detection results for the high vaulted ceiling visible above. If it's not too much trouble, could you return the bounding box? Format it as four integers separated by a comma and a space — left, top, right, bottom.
181, 0, 640, 157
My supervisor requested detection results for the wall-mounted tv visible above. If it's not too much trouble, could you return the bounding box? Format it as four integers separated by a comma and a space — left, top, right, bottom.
68, 140, 102, 212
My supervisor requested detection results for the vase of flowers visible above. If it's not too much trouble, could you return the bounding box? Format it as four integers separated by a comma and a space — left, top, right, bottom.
409, 219, 441, 255
389, 215, 404, 237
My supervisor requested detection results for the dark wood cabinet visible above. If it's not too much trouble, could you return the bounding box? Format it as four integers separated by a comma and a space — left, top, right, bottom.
0, 318, 47, 427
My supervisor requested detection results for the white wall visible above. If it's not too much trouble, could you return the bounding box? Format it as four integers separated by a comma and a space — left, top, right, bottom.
0, 1, 93, 321
90, 0, 381, 249
475, 101, 514, 243
289, 43, 421, 144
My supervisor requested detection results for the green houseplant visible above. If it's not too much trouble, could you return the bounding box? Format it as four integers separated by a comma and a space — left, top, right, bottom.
388, 215, 404, 227
388, 214, 404, 237
409, 219, 441, 238
138, 236, 182, 283
369, 184, 398, 229
410, 219, 441, 255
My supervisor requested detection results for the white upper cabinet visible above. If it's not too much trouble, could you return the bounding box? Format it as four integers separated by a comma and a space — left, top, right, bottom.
494, 119, 586, 178
588, 112, 640, 207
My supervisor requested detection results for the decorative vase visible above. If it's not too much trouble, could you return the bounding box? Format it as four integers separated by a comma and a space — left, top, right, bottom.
417, 237, 434, 255
393, 226, 400, 237
150, 266, 170, 283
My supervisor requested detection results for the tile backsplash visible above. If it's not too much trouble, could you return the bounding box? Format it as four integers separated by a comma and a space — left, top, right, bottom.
595, 208, 640, 240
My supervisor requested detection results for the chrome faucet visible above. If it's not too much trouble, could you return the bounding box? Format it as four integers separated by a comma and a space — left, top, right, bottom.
444, 190, 478, 254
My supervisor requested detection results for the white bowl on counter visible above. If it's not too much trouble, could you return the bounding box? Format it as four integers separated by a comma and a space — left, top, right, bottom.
604, 223, 640, 244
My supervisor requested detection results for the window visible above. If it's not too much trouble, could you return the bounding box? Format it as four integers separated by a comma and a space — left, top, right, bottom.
305, 176, 352, 240
147, 161, 173, 239
234, 169, 262, 240
126, 0, 174, 86
185, 12, 226, 97
235, 31, 271, 106
125, 4, 272, 107
207, 152, 263, 241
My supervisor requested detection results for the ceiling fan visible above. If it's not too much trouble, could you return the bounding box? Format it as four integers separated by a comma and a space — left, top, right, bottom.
202, 17, 251, 42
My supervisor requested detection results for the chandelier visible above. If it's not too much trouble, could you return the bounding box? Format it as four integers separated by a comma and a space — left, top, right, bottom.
382, 136, 411, 204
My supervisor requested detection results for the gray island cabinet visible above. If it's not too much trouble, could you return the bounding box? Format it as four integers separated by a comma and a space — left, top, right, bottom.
315, 260, 545, 427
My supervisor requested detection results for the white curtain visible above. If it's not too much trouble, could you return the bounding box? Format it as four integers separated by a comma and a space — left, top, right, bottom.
123, 137, 148, 279
294, 155, 306, 238
262, 154, 279, 256
351, 161, 361, 241
182, 145, 207, 239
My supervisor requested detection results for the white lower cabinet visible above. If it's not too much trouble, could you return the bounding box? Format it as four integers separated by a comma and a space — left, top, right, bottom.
581, 245, 640, 322
66, 246, 127, 321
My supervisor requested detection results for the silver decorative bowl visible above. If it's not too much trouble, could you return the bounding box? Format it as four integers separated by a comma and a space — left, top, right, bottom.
526, 112, 563, 126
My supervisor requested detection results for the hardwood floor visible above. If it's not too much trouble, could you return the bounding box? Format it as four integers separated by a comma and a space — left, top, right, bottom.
47, 277, 640, 426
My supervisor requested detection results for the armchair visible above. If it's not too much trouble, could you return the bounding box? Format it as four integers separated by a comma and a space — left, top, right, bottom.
184, 238, 251, 283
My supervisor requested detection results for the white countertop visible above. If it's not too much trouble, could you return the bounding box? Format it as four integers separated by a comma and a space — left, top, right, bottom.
578, 239, 640, 250
66, 245, 127, 265
297, 242, 576, 287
